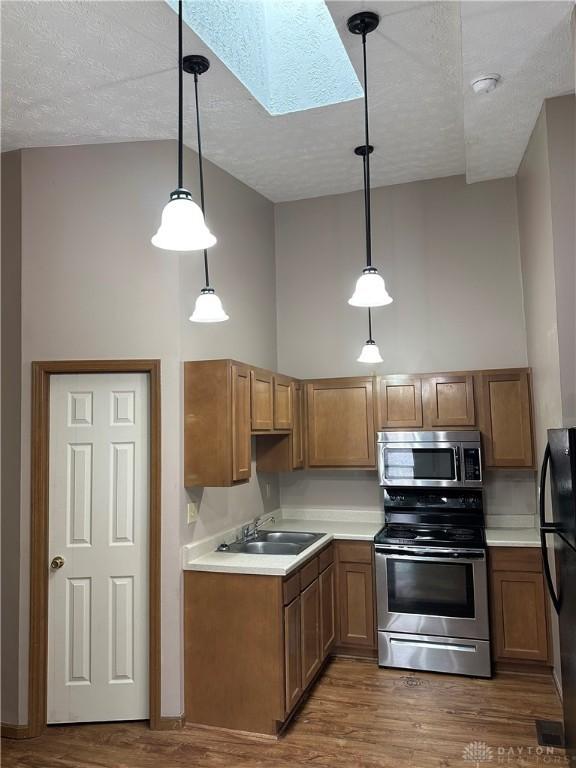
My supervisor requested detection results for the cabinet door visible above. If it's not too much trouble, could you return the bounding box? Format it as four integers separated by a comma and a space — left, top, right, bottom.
319, 564, 335, 659
337, 561, 375, 649
306, 378, 375, 468
300, 579, 321, 688
251, 369, 274, 431
482, 371, 534, 468
232, 365, 251, 481
424, 375, 476, 427
291, 381, 304, 469
378, 376, 423, 429
284, 597, 302, 714
274, 374, 293, 430
491, 570, 549, 662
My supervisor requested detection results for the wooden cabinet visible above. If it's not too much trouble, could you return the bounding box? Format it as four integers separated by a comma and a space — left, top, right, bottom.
274, 374, 293, 430
251, 368, 274, 431
320, 563, 335, 658
378, 375, 423, 429
423, 374, 476, 428
335, 541, 376, 653
284, 597, 302, 713
300, 579, 321, 688
184, 360, 251, 487
481, 370, 534, 468
306, 377, 376, 468
489, 547, 550, 664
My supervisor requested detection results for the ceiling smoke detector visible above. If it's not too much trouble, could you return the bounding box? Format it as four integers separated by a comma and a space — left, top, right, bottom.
471, 74, 501, 95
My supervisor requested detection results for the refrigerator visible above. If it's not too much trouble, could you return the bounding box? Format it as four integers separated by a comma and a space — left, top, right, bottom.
539, 427, 576, 756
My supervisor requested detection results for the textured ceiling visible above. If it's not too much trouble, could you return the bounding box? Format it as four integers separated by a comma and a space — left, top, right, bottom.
2, 1, 574, 202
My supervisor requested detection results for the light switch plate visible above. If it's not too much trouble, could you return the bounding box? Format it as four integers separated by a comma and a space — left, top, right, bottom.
187, 502, 199, 524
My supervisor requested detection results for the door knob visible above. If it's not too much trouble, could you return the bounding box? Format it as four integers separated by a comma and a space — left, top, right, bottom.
50, 556, 65, 570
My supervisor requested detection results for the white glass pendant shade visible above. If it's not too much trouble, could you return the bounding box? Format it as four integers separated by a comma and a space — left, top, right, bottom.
349, 267, 393, 307
189, 287, 229, 323
357, 339, 383, 364
152, 190, 216, 252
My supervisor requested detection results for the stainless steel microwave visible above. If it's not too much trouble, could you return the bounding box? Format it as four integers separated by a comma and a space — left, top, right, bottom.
377, 431, 483, 488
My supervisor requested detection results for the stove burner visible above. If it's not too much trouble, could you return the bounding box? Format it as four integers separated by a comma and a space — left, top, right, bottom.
376, 523, 484, 549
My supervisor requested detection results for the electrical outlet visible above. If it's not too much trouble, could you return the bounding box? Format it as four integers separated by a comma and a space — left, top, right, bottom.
187, 502, 199, 524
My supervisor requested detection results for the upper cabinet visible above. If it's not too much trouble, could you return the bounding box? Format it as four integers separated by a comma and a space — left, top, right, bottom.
184, 360, 251, 487
306, 377, 376, 468
185, 361, 535, 485
481, 370, 534, 468
423, 374, 476, 428
377, 375, 423, 429
251, 368, 274, 431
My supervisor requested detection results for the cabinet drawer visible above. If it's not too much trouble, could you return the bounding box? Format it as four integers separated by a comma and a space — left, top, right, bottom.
299, 557, 319, 590
490, 547, 542, 573
318, 544, 334, 572
337, 541, 373, 564
283, 572, 301, 605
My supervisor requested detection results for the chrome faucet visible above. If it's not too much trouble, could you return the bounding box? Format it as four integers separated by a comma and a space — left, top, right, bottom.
241, 514, 275, 542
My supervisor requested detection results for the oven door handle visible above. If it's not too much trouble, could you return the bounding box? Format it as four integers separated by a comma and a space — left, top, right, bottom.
375, 547, 485, 561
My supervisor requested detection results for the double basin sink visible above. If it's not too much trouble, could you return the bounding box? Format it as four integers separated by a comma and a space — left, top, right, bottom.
223, 530, 325, 556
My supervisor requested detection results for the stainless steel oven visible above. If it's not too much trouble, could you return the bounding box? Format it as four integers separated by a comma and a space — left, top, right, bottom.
375, 545, 490, 676
377, 431, 482, 489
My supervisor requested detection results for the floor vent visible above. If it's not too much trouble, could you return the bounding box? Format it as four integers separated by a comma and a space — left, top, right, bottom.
535, 719, 565, 748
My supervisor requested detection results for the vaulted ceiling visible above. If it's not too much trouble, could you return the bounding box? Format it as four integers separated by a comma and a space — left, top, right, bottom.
2, 1, 574, 201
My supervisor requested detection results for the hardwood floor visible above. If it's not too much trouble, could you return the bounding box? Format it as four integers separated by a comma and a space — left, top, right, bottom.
2, 658, 564, 768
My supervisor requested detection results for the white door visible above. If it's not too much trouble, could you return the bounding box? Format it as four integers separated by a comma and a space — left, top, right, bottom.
47, 373, 149, 723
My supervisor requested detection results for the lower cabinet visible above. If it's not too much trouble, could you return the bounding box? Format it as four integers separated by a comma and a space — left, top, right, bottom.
184, 543, 336, 736
489, 547, 550, 665
335, 541, 377, 654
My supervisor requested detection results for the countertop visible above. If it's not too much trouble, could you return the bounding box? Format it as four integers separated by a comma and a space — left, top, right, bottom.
183, 518, 381, 576
485, 527, 540, 547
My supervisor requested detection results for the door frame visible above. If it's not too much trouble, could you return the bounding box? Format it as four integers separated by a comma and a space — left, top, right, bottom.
28, 360, 162, 737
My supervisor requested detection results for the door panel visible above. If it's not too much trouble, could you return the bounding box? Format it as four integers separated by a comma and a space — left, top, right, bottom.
48, 373, 149, 724
482, 371, 534, 468
232, 366, 251, 481
251, 369, 274, 431
300, 580, 321, 688
378, 376, 423, 429
320, 564, 335, 658
292, 381, 304, 469
306, 378, 375, 467
338, 562, 376, 648
284, 597, 302, 714
491, 570, 549, 662
424, 375, 475, 427
274, 375, 293, 430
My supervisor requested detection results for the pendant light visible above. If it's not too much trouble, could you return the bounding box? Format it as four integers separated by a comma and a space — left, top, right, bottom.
151, 0, 216, 251
185, 54, 229, 323
357, 308, 384, 363
347, 11, 393, 308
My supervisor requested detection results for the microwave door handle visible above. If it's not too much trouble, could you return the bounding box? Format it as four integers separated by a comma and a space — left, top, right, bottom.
454, 447, 461, 481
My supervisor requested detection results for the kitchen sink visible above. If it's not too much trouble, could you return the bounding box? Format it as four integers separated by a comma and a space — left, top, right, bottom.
221, 530, 325, 555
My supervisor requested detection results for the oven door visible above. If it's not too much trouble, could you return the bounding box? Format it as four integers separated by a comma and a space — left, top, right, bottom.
375, 547, 489, 640
378, 442, 463, 488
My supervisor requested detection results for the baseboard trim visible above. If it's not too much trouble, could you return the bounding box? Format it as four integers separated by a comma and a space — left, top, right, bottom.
494, 661, 554, 676
1, 723, 32, 740
155, 715, 185, 731
332, 646, 378, 660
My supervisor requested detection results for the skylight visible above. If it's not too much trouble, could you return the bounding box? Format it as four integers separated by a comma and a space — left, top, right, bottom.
165, 0, 363, 115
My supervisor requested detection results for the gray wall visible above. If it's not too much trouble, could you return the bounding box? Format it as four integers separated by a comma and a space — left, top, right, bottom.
4, 140, 278, 722
275, 174, 528, 379
516, 94, 575, 693
276, 174, 533, 522
1, 150, 23, 724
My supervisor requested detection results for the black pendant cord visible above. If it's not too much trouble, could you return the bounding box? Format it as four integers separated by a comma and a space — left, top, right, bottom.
362, 29, 372, 268
193, 72, 211, 288
177, 0, 183, 189
368, 308, 373, 342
